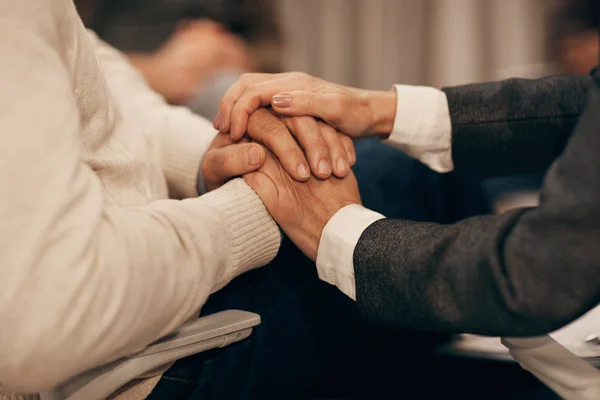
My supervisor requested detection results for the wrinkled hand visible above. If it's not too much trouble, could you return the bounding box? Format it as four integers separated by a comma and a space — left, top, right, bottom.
201, 132, 266, 192
214, 72, 397, 140
243, 108, 356, 181
202, 109, 356, 191
130, 19, 252, 104
244, 153, 361, 260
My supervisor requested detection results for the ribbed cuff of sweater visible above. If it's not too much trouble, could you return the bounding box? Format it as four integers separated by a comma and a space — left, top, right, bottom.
0, 385, 39, 399
161, 117, 218, 199
200, 178, 281, 291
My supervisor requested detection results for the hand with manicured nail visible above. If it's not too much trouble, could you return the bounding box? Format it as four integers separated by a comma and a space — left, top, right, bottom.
240, 108, 356, 181
214, 72, 397, 142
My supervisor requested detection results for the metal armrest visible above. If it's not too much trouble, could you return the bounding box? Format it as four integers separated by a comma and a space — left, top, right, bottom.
40, 310, 260, 400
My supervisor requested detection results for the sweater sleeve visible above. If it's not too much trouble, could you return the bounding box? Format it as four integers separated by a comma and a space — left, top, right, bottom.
88, 31, 217, 199
0, 2, 280, 392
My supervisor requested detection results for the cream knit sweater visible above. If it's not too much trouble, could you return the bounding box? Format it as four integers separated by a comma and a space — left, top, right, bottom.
0, 0, 280, 398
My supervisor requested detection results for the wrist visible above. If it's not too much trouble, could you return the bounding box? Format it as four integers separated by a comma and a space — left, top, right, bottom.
365, 90, 397, 138
315, 200, 359, 248
301, 200, 358, 261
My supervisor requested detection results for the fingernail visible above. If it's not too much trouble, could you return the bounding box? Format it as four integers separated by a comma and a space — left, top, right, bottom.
349, 152, 356, 165
213, 112, 221, 127
337, 157, 348, 172
272, 94, 292, 108
318, 159, 331, 176
246, 146, 261, 166
297, 163, 310, 179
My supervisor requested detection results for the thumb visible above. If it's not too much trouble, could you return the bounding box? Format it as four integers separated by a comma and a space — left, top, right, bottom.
243, 155, 281, 212
271, 91, 344, 123
207, 143, 266, 184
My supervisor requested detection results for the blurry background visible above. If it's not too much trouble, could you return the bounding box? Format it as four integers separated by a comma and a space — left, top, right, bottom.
80, 0, 598, 118
279, 0, 597, 89
280, 0, 554, 89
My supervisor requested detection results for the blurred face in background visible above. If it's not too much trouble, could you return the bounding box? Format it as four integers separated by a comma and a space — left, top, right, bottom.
551, 0, 599, 74
557, 30, 599, 74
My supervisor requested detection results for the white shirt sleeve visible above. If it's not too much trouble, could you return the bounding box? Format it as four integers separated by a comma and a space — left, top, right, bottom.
502, 336, 600, 399
382, 85, 454, 173
314, 85, 453, 299
316, 204, 385, 300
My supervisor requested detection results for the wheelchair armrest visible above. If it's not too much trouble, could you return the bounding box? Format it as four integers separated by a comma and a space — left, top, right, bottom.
40, 310, 260, 400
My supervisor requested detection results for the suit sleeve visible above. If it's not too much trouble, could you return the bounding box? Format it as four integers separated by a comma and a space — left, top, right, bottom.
353, 74, 600, 337
444, 74, 589, 179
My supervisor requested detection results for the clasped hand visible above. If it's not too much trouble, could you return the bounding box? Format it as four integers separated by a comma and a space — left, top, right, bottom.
201, 107, 361, 260
203, 71, 400, 258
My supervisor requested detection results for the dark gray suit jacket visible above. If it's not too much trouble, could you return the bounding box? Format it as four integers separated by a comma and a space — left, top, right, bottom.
354, 69, 600, 337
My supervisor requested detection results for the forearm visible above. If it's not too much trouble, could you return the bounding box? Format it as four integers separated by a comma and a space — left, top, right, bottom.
354, 80, 600, 336
0, 178, 279, 392
445, 74, 589, 179
354, 203, 599, 336
366, 74, 589, 179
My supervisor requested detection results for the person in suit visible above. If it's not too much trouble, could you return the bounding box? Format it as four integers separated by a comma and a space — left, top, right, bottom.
216, 68, 597, 334
214, 66, 600, 397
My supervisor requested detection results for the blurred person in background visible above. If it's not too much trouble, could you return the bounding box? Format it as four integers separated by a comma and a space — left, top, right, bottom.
551, 0, 599, 74
75, 0, 281, 118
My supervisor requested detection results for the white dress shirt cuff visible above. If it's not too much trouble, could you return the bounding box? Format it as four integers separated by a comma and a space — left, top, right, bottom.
382, 85, 454, 173
316, 204, 385, 300
502, 336, 600, 399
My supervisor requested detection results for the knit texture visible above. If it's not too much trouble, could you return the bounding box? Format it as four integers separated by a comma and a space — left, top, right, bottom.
0, 0, 280, 398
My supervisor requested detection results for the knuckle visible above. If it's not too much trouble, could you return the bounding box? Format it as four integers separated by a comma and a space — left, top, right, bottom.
240, 72, 256, 83
243, 95, 261, 113
249, 117, 285, 144
328, 96, 346, 124
262, 121, 287, 143
310, 135, 328, 150
294, 71, 310, 80
307, 94, 317, 110
246, 81, 262, 92
212, 152, 227, 172
220, 97, 235, 115
202, 151, 219, 174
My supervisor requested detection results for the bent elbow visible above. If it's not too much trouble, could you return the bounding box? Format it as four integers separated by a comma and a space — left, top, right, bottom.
503, 294, 594, 337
